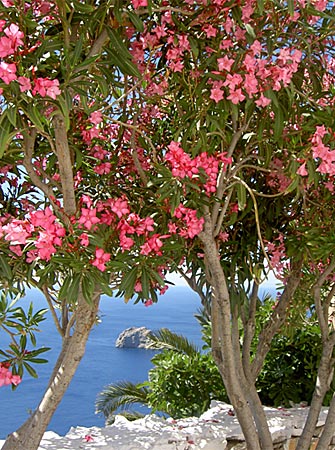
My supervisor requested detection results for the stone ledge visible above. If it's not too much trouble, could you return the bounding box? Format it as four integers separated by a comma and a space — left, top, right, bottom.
1, 401, 334, 450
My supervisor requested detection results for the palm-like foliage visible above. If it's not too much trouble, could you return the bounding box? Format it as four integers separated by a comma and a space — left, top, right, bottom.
147, 328, 200, 355
95, 380, 150, 424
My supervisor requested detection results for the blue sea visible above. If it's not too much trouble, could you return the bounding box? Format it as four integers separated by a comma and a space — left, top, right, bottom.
0, 281, 278, 439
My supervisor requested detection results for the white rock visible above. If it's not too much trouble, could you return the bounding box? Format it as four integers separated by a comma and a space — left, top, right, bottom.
115, 327, 153, 349
0, 402, 332, 449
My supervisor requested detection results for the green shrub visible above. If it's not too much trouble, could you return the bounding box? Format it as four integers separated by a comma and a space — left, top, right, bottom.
256, 323, 334, 407
147, 350, 227, 418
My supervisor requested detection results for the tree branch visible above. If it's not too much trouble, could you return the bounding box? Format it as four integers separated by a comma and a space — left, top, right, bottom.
53, 113, 76, 216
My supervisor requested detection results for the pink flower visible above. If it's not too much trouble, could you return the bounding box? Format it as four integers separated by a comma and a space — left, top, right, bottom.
0, 61, 17, 84
110, 198, 130, 219
165, 141, 198, 178
297, 162, 308, 176
79, 233, 90, 247
119, 232, 134, 251
144, 299, 153, 307
35, 232, 57, 261
140, 234, 164, 256
210, 86, 224, 103
227, 88, 245, 105
84, 435, 94, 443
174, 205, 204, 239
3, 219, 32, 245
202, 24, 217, 38
1, 0, 14, 6
132, 0, 147, 8
255, 95, 271, 107
92, 248, 111, 272
17, 76, 32, 93
0, 364, 21, 387
33, 78, 61, 99
89, 111, 103, 125
94, 162, 112, 175
4, 24, 24, 50
217, 56, 234, 72
0, 36, 15, 57
78, 208, 100, 230
218, 231, 229, 242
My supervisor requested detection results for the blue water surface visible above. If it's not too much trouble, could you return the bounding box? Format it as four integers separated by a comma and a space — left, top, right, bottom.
0, 286, 203, 438
0, 280, 278, 438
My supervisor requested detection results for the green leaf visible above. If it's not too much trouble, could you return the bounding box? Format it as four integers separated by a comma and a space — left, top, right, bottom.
25, 104, 45, 130
70, 0, 95, 13
26, 358, 49, 364
245, 23, 256, 39
57, 95, 71, 131
287, 0, 294, 16
106, 49, 140, 78
236, 182, 247, 211
20, 335, 27, 350
82, 274, 95, 305
0, 254, 12, 280
141, 269, 150, 299
23, 362, 38, 378
273, 106, 285, 143
127, 11, 144, 32
257, 0, 264, 14
118, 267, 139, 301
67, 273, 81, 303
58, 275, 72, 301
113, 0, 123, 24
107, 27, 133, 61
70, 34, 84, 68
0, 113, 13, 158
6, 106, 17, 127
263, 89, 279, 108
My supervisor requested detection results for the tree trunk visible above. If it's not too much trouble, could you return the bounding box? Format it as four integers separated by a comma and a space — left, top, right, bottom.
2, 290, 101, 450
316, 392, 335, 449
200, 215, 265, 450
212, 297, 263, 450
296, 344, 335, 450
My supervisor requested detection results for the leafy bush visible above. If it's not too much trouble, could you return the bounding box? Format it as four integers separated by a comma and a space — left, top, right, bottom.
147, 350, 227, 418
256, 323, 334, 407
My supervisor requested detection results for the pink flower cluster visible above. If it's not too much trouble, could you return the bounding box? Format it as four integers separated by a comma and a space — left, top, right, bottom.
78, 195, 165, 259
312, 126, 335, 176
266, 235, 289, 279
0, 363, 21, 387
1, 207, 66, 261
165, 141, 232, 195
209, 44, 302, 106
297, 125, 335, 178
0, 20, 61, 97
171, 204, 204, 239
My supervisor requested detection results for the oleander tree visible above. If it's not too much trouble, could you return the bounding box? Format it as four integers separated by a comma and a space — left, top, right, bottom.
0, 1, 335, 450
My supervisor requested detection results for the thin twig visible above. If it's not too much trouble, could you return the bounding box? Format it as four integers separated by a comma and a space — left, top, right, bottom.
41, 285, 64, 337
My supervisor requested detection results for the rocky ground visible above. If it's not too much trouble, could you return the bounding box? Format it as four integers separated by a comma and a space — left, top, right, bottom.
0, 401, 333, 450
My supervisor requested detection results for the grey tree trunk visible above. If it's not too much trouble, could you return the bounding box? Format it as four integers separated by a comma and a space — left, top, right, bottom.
200, 215, 265, 450
316, 392, 335, 449
2, 290, 101, 450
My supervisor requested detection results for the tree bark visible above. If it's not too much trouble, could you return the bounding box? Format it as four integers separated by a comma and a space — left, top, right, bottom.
296, 344, 335, 450
316, 392, 335, 449
297, 264, 335, 450
200, 214, 264, 450
2, 290, 101, 450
